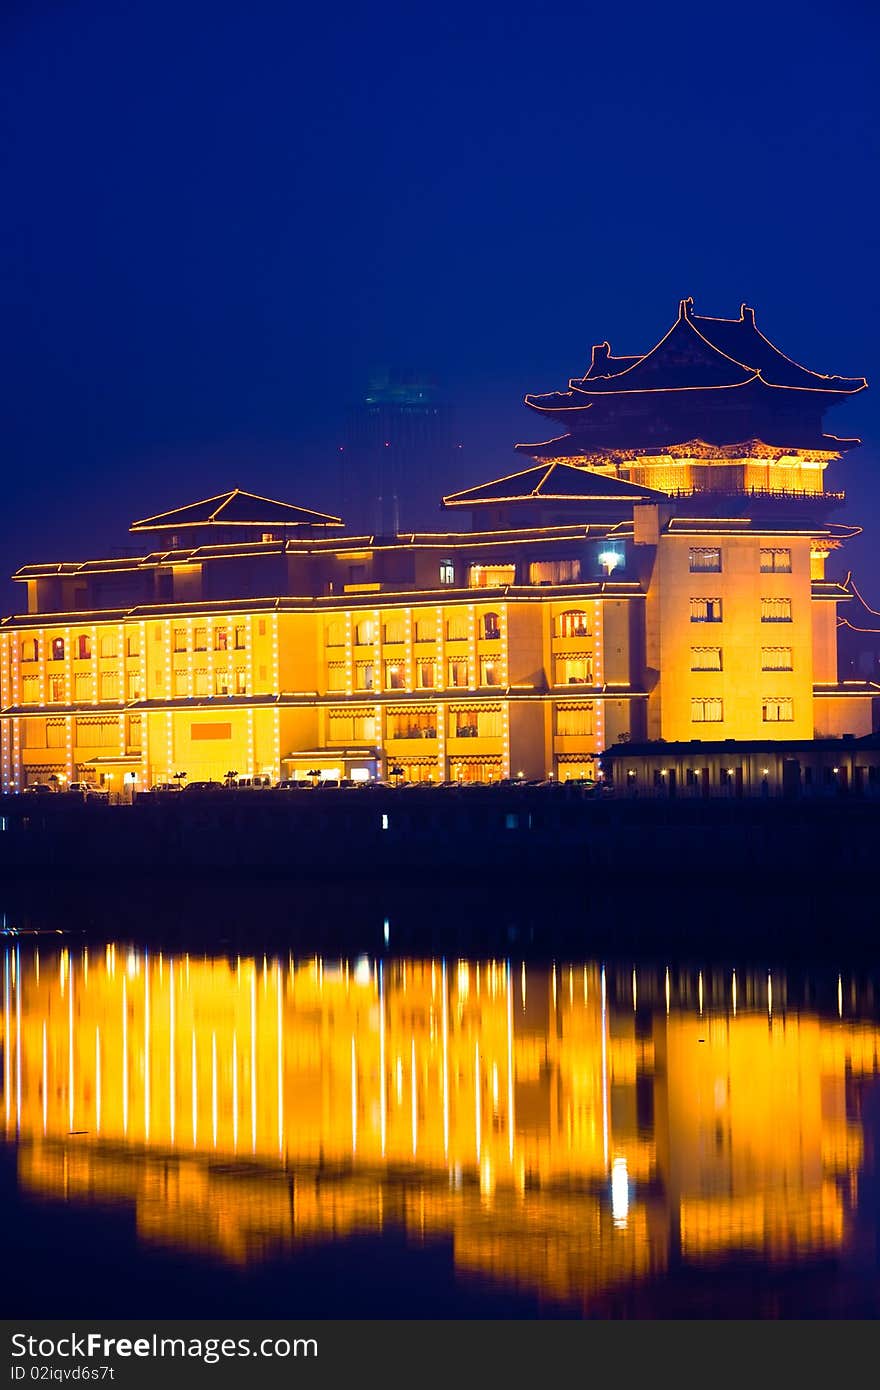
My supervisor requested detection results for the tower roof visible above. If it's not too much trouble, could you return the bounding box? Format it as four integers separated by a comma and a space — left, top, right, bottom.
130, 488, 342, 533
443, 462, 668, 508
526, 298, 866, 412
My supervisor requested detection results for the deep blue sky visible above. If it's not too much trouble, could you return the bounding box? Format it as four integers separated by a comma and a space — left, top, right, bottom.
2, 0, 878, 610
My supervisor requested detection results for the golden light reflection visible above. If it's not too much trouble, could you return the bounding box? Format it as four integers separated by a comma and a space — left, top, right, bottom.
2, 946, 879, 1312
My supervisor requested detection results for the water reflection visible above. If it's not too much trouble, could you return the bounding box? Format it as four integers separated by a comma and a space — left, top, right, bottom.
2, 945, 880, 1311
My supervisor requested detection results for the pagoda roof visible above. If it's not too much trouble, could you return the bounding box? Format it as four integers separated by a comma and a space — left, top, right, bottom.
516, 430, 858, 461
130, 488, 342, 532
443, 462, 668, 507
525, 299, 866, 411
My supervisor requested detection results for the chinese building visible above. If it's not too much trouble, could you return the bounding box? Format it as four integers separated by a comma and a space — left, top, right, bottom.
0, 300, 875, 792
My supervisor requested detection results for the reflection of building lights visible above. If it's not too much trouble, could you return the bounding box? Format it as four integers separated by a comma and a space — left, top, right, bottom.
353, 957, 372, 986
611, 1156, 629, 1226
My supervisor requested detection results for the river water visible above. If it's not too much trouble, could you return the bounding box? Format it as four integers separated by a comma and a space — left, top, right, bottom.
4, 930, 880, 1318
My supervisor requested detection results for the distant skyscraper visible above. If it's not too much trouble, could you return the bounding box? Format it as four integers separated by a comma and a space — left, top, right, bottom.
342, 371, 456, 534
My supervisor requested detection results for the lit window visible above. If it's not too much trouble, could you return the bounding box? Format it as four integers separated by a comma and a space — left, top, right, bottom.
439, 561, 454, 585
760, 548, 792, 573
173, 670, 188, 697
99, 672, 118, 701
20, 638, 38, 661
447, 658, 469, 688
355, 661, 374, 691
50, 638, 65, 661
555, 656, 592, 685
446, 614, 468, 641
326, 663, 346, 692
529, 559, 581, 584
762, 697, 793, 722
75, 635, 91, 660
384, 660, 404, 690
556, 610, 590, 638
173, 628, 187, 653
214, 628, 228, 651
49, 676, 64, 702
556, 704, 594, 736
383, 619, 405, 644
214, 669, 230, 695
99, 635, 117, 659
691, 697, 723, 722
690, 647, 722, 671
761, 647, 793, 671
125, 635, 140, 658
480, 658, 500, 686
193, 669, 209, 696
689, 548, 722, 573
193, 627, 207, 651
481, 612, 501, 640
355, 619, 374, 646
416, 660, 435, 689
468, 564, 516, 588
234, 624, 247, 650
690, 598, 722, 623
234, 668, 248, 694
761, 598, 792, 623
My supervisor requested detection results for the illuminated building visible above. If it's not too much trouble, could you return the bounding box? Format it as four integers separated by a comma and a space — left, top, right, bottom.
0, 302, 875, 792
3, 945, 877, 1309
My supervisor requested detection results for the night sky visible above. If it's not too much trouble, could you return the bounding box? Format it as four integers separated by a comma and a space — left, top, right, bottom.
2, 0, 878, 612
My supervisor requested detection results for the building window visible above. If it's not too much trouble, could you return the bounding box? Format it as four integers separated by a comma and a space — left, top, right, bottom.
416, 659, 435, 689
355, 661, 374, 691
234, 624, 247, 650
446, 613, 468, 641
689, 547, 722, 573
258, 619, 267, 637
383, 618, 405, 644
75, 634, 91, 660
20, 638, 38, 662
761, 598, 792, 623
481, 611, 501, 640
690, 647, 722, 671
127, 672, 142, 700
325, 620, 345, 648
328, 710, 376, 742
761, 548, 792, 573
448, 658, 469, 688
99, 672, 118, 701
193, 627, 207, 650
125, 634, 140, 658
173, 627, 187, 653
214, 628, 228, 651
50, 638, 65, 661
355, 619, 374, 646
193, 669, 209, 696
74, 673, 91, 701
555, 655, 593, 685
453, 707, 501, 737
126, 716, 142, 753
49, 676, 64, 702
386, 710, 436, 739
556, 704, 594, 736
414, 617, 435, 642
326, 662, 346, 692
691, 697, 723, 722
234, 668, 248, 695
762, 697, 794, 722
261, 532, 279, 543
47, 718, 66, 748
761, 647, 793, 671
173, 670, 188, 697
529, 559, 581, 585
99, 634, 117, 659
75, 717, 118, 747
480, 657, 500, 687
468, 564, 516, 589
384, 660, 404, 690
22, 675, 39, 702
439, 561, 455, 585
556, 610, 590, 638
214, 669, 230, 695
690, 598, 722, 623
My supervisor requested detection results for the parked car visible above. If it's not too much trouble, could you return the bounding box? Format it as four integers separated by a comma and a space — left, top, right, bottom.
151, 782, 182, 793
85, 786, 110, 801
23, 782, 56, 795
181, 780, 224, 794
231, 776, 272, 789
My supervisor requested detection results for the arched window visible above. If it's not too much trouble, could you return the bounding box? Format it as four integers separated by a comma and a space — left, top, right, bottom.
51, 637, 65, 661
482, 611, 500, 640
20, 637, 38, 661
557, 610, 590, 639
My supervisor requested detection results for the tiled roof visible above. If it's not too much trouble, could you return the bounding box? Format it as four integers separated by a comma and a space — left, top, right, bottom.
131, 488, 342, 531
